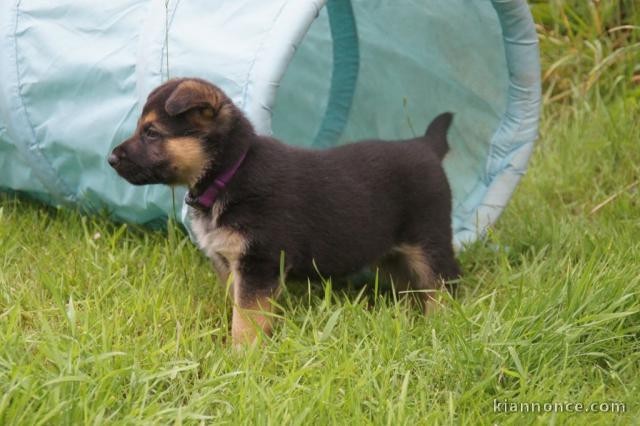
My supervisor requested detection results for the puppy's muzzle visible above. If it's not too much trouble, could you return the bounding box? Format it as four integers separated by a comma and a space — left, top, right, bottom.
108, 145, 126, 168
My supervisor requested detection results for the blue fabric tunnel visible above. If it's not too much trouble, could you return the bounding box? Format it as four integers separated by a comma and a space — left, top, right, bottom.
0, 0, 541, 248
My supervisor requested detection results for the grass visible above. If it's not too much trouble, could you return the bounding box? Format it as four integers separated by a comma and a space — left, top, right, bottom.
530, 0, 640, 105
1, 1, 640, 424
1, 98, 638, 424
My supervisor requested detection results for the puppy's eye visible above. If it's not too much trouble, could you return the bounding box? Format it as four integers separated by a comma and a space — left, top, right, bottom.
144, 126, 161, 140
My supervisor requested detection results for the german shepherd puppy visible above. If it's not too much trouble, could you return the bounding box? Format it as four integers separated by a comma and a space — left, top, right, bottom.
109, 77, 460, 346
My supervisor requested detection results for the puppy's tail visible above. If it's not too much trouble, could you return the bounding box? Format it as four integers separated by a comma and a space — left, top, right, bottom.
424, 112, 453, 161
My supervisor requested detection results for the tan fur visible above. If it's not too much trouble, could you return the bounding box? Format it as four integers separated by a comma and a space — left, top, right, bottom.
141, 111, 158, 125
187, 108, 216, 129
211, 229, 246, 264
165, 137, 208, 186
206, 201, 232, 287
392, 244, 443, 314
177, 80, 221, 106
190, 204, 247, 277
393, 244, 435, 286
191, 222, 247, 266
170, 80, 233, 132
231, 290, 273, 347
231, 261, 285, 346
201, 108, 215, 119
215, 103, 233, 133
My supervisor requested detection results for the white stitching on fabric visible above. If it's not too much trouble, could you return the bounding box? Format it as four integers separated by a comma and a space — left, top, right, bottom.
239, 0, 292, 111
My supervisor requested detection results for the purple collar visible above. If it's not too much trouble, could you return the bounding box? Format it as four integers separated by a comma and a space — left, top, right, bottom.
185, 150, 248, 211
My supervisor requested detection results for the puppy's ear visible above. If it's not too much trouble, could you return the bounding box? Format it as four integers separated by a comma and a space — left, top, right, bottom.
165, 80, 221, 117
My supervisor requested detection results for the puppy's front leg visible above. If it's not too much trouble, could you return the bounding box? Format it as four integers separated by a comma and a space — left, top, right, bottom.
231, 269, 279, 347
210, 253, 232, 293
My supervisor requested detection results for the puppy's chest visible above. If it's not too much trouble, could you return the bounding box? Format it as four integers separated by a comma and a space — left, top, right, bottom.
190, 203, 246, 263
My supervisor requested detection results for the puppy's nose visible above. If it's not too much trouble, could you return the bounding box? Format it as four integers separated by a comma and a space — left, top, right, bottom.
109, 146, 125, 167
108, 153, 120, 167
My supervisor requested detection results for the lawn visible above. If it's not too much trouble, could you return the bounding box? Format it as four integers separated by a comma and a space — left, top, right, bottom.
1, 1, 639, 425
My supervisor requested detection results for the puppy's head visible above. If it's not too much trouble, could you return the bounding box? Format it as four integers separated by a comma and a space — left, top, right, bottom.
109, 78, 236, 187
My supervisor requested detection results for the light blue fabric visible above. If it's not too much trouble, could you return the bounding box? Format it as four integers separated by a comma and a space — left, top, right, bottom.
0, 0, 540, 248
313, 0, 359, 148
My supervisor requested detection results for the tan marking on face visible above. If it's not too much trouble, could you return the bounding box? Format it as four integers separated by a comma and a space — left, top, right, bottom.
165, 137, 208, 186
141, 111, 158, 126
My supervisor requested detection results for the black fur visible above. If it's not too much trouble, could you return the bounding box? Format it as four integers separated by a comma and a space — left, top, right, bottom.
110, 77, 460, 320
211, 125, 460, 283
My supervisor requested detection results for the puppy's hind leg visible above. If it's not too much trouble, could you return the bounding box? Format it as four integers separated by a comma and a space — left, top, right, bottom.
393, 243, 459, 314
425, 243, 461, 296
376, 250, 413, 294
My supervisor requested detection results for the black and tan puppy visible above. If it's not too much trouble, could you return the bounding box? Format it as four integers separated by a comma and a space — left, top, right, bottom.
109, 78, 460, 346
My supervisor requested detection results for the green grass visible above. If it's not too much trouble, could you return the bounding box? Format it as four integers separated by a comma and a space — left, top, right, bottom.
530, 0, 640, 105
2, 1, 640, 424
1, 97, 638, 424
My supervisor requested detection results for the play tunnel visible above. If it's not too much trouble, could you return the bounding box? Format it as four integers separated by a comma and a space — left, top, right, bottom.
0, 0, 540, 248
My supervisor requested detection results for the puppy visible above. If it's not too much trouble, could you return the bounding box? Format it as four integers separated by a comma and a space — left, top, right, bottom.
109, 77, 460, 346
